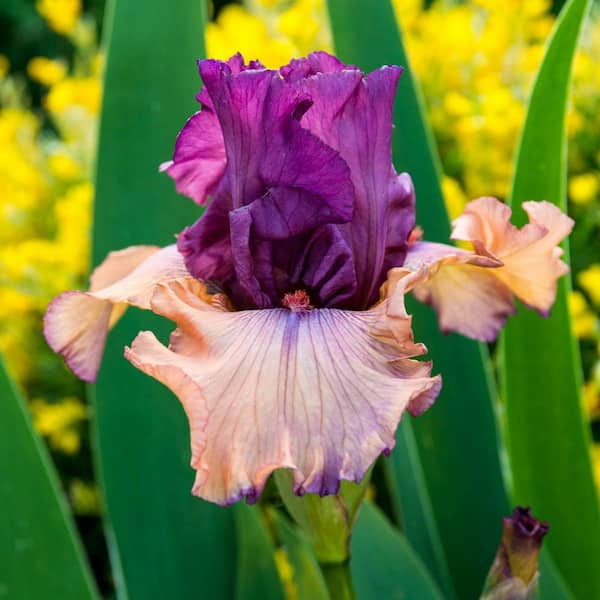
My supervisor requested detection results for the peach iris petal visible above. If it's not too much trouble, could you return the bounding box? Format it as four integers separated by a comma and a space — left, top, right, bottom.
402, 197, 574, 341
451, 198, 574, 314
124, 277, 441, 505
44, 245, 189, 382
394, 242, 509, 341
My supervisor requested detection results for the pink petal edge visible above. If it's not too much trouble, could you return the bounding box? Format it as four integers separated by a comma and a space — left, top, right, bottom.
44, 245, 189, 382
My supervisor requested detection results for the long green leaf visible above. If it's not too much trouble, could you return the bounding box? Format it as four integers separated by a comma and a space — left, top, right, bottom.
383, 420, 453, 595
326, 2, 508, 597
271, 509, 330, 600
91, 1, 235, 598
538, 551, 574, 600
502, 1, 600, 598
235, 505, 285, 600
351, 503, 443, 600
0, 355, 97, 599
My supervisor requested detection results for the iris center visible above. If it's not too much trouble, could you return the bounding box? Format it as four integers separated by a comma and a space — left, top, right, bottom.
282, 290, 312, 312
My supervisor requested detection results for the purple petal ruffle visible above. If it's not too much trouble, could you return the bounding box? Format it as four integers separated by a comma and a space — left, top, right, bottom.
171, 52, 414, 310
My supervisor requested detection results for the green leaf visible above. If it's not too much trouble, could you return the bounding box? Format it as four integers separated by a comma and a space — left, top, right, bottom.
91, 1, 235, 598
383, 420, 453, 596
351, 503, 444, 600
0, 355, 97, 599
327, 2, 508, 597
270, 509, 330, 600
235, 505, 285, 600
538, 550, 574, 600
502, 1, 600, 598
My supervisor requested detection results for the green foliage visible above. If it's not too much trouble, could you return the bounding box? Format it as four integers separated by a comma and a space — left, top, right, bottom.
538, 551, 573, 600
91, 0, 235, 597
502, 1, 600, 598
0, 354, 97, 599
384, 420, 453, 596
235, 505, 285, 600
271, 510, 330, 600
350, 503, 443, 600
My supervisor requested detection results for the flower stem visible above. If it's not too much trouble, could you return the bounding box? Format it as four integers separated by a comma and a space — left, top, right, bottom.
319, 560, 355, 600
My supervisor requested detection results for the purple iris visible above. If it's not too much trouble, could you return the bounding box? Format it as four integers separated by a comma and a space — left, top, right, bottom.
167, 52, 415, 310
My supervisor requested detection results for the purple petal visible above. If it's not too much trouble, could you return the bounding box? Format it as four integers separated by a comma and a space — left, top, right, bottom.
286, 225, 357, 307
198, 59, 354, 218
177, 197, 234, 288
165, 53, 270, 205
179, 57, 357, 307
172, 53, 415, 311
164, 109, 226, 205
280, 51, 350, 82
289, 57, 414, 308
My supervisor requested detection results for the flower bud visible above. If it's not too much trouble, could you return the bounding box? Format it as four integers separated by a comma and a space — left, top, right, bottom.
482, 506, 548, 599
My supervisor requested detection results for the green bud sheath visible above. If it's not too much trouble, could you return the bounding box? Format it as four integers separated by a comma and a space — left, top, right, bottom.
274, 468, 372, 600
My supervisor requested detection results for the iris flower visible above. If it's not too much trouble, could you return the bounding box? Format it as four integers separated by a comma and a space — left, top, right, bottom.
44, 52, 572, 506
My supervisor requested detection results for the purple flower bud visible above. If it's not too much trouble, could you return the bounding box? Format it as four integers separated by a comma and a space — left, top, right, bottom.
483, 507, 549, 599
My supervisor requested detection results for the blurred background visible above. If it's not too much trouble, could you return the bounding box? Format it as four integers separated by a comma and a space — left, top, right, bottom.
1, 0, 599, 595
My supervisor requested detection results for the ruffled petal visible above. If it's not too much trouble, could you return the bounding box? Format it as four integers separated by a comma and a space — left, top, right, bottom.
163, 53, 266, 205
162, 109, 226, 206
170, 53, 418, 311
402, 198, 573, 341
44, 245, 189, 382
451, 197, 573, 314
286, 56, 415, 307
281, 51, 348, 82
124, 277, 441, 505
198, 59, 354, 219
398, 242, 512, 341
178, 57, 356, 307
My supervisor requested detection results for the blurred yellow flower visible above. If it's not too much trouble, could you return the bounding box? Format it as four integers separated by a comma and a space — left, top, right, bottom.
569, 173, 599, 206
30, 397, 87, 454
207, 0, 331, 67
441, 176, 468, 221
54, 182, 93, 274
206, 4, 296, 68
593, 445, 600, 490
278, 0, 330, 54
579, 265, 600, 306
0, 42, 95, 391
91, 52, 105, 78
0, 287, 34, 316
569, 291, 598, 339
70, 479, 102, 515
253, 0, 281, 8
27, 57, 67, 87
46, 77, 101, 116
36, 0, 81, 35
48, 152, 81, 180
443, 92, 473, 118
584, 381, 599, 419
